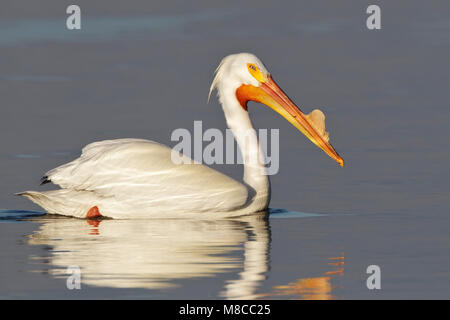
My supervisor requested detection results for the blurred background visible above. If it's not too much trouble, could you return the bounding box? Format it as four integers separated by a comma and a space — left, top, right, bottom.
0, 0, 449, 299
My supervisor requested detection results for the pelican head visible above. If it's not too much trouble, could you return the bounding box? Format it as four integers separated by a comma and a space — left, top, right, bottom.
209, 52, 344, 167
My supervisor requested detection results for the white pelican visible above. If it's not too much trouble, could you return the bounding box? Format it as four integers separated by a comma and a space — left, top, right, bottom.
18, 53, 344, 219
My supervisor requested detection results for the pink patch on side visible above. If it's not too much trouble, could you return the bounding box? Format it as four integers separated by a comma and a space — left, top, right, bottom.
86, 206, 102, 219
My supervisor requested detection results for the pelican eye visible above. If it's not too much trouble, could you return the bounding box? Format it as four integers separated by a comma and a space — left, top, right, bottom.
247, 63, 265, 82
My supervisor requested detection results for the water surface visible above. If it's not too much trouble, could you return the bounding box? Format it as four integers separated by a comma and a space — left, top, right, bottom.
1, 0, 449, 299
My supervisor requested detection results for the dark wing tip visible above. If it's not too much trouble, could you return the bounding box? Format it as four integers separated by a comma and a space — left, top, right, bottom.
40, 176, 51, 185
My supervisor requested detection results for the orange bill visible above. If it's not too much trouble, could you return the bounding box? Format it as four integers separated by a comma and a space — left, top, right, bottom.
236, 75, 344, 166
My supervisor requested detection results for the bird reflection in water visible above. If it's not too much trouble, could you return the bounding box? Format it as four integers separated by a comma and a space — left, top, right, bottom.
26, 213, 344, 299
26, 213, 271, 298
260, 253, 345, 300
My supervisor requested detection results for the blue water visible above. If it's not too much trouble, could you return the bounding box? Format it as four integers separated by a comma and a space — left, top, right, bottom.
0, 209, 45, 221
0, 208, 324, 221
1, 1, 449, 299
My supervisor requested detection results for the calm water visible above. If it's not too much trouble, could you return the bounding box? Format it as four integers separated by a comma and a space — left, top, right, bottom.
1, 1, 449, 299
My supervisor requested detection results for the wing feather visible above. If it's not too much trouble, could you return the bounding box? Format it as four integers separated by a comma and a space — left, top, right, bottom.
45, 139, 248, 212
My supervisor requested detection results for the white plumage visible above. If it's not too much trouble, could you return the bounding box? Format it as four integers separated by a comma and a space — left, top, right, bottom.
19, 52, 343, 219
20, 139, 251, 218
